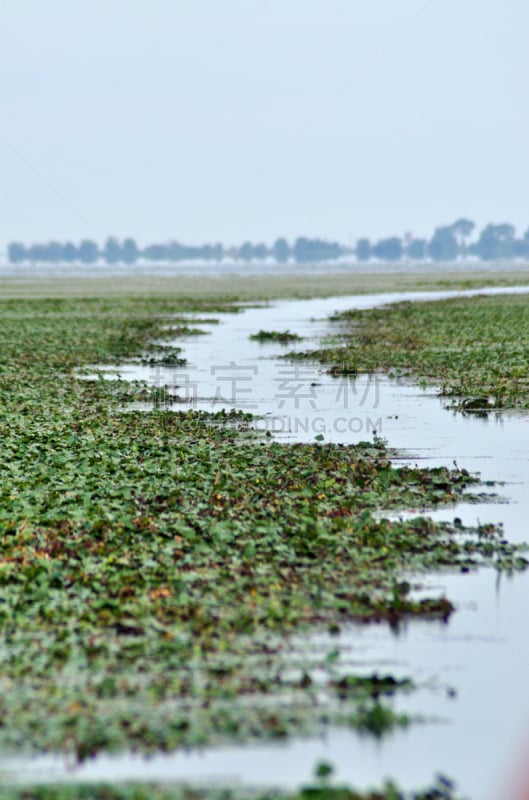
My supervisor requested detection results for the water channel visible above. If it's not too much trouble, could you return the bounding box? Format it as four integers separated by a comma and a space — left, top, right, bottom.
3, 286, 529, 799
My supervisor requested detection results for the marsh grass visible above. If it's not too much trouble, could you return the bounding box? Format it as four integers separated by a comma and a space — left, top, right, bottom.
2, 267, 529, 300
290, 293, 529, 411
0, 293, 524, 762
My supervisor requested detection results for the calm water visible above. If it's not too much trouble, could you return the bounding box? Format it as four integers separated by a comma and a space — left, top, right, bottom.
4, 286, 529, 798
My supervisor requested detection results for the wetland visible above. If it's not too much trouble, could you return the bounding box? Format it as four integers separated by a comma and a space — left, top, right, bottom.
1, 273, 529, 799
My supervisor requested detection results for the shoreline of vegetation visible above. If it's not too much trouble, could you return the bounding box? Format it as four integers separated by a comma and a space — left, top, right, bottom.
289, 292, 529, 411
2, 267, 529, 300
0, 775, 467, 800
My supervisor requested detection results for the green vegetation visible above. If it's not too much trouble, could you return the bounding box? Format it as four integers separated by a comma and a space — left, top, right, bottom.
139, 345, 187, 367
163, 325, 210, 337
250, 329, 303, 343
0, 775, 466, 800
2, 268, 529, 302
291, 293, 529, 411
0, 293, 525, 773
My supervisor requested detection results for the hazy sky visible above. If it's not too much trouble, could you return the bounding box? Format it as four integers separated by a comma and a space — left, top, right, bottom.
1, 0, 528, 249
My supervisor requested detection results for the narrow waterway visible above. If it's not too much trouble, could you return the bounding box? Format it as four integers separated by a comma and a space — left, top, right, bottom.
4, 286, 529, 799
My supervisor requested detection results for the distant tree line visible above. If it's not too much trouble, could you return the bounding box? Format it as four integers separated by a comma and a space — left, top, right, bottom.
6, 236, 344, 265
7, 220, 529, 265
357, 220, 529, 262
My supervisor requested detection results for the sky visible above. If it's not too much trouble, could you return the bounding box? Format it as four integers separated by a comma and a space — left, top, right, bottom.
0, 0, 528, 250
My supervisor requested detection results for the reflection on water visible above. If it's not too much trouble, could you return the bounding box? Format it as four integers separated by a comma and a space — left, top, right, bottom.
5, 287, 529, 799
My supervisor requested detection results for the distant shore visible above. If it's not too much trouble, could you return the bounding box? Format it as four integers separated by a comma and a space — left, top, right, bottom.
1, 263, 529, 300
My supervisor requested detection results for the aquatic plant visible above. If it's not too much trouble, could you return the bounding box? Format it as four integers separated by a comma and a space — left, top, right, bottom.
0, 294, 524, 762
250, 329, 304, 343
290, 293, 529, 411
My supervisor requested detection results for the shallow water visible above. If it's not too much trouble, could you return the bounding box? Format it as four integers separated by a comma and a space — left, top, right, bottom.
5, 286, 529, 798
